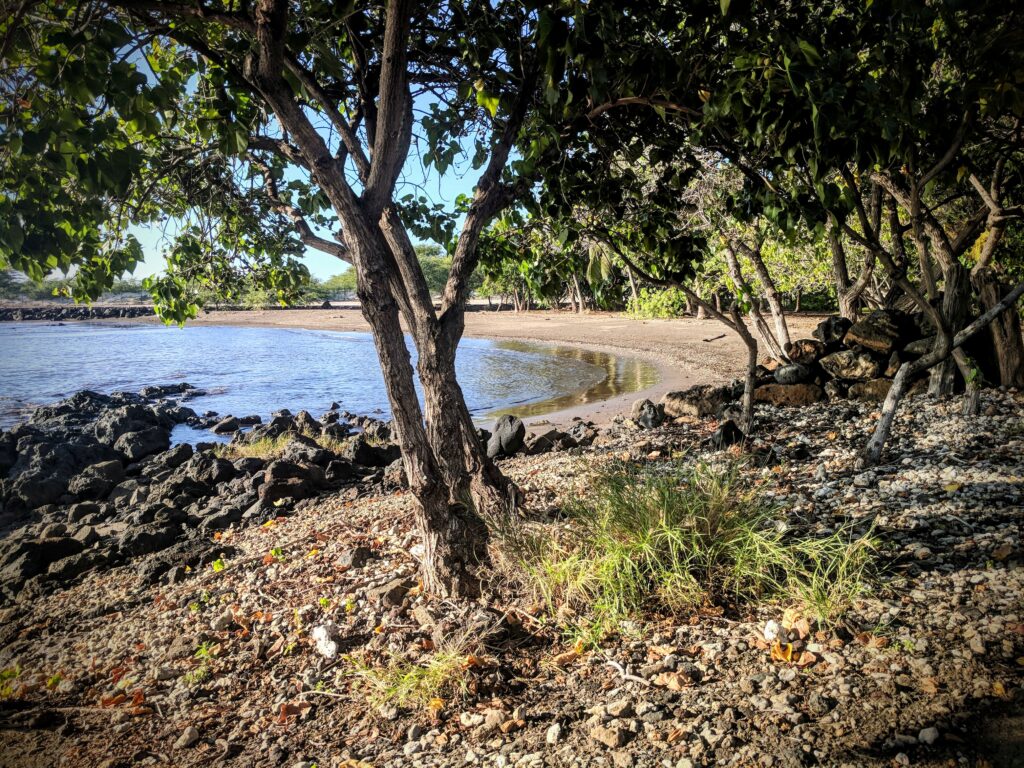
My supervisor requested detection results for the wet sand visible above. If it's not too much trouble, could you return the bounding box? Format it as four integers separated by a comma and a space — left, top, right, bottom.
123, 305, 821, 427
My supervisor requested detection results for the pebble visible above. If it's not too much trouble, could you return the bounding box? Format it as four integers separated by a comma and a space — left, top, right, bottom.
173, 726, 200, 750
545, 722, 562, 745
918, 726, 940, 745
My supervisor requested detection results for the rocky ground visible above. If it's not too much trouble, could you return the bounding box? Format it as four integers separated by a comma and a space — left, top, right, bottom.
0, 370, 1021, 767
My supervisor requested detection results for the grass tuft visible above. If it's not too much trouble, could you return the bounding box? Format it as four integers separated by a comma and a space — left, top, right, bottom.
502, 461, 874, 643
343, 629, 481, 711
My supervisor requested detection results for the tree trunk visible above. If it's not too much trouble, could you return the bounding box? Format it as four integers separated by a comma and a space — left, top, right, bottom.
353, 239, 487, 597
928, 264, 971, 395
626, 267, 639, 303
572, 274, 584, 313
794, 288, 801, 313
973, 267, 1024, 387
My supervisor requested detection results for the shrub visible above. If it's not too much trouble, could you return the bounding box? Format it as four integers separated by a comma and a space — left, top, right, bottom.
625, 287, 689, 319
503, 462, 874, 642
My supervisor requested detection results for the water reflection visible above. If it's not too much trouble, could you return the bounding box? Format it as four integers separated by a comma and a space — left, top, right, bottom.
486, 340, 659, 419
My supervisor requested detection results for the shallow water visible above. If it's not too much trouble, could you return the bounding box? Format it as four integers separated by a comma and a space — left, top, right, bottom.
0, 323, 657, 438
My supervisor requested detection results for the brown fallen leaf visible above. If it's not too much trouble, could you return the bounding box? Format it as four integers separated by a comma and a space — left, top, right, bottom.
795, 651, 817, 668
551, 649, 580, 667
919, 677, 940, 695
770, 641, 794, 663
653, 671, 691, 691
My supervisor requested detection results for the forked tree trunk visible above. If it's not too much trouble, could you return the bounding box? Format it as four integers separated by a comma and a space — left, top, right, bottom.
974, 267, 1024, 387
353, 240, 487, 597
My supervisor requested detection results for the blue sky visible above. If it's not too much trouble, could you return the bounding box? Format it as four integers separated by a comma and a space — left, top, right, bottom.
129, 137, 483, 282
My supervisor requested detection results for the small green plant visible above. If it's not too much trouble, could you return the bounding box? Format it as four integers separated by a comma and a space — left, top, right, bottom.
46, 673, 62, 689
0, 667, 22, 699
183, 666, 210, 686
344, 628, 481, 710
345, 650, 468, 710
194, 642, 215, 661
501, 462, 875, 642
211, 556, 226, 573
318, 596, 331, 610
270, 547, 286, 562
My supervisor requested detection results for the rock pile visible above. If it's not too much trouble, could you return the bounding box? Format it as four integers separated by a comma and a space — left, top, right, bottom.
0, 387, 419, 604
652, 311, 951, 424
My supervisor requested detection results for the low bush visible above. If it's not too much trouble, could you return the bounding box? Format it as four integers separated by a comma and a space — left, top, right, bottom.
625, 287, 689, 319
502, 462, 874, 643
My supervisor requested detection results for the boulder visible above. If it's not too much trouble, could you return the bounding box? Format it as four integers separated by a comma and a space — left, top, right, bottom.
278, 434, 332, 466
294, 410, 322, 436
486, 415, 526, 458
114, 427, 170, 461
784, 339, 826, 366
180, 452, 236, 487
342, 434, 400, 467
94, 404, 164, 445
630, 399, 663, 429
259, 460, 325, 503
383, 459, 408, 489
823, 380, 848, 400
67, 460, 124, 500
753, 383, 825, 407
525, 428, 575, 456
565, 421, 598, 447
325, 459, 358, 484
150, 442, 194, 470
363, 421, 392, 443
117, 524, 180, 558
5, 435, 120, 510
819, 350, 882, 381
773, 363, 811, 386
661, 384, 735, 418
707, 420, 744, 449
848, 379, 892, 402
812, 316, 853, 347
211, 416, 239, 434
843, 310, 918, 354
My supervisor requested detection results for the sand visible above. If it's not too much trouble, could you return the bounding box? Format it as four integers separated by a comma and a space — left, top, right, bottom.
121, 304, 821, 427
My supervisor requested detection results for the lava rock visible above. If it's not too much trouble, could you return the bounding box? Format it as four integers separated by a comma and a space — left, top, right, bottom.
630, 398, 664, 429
753, 383, 825, 407
486, 415, 526, 458
819, 350, 882, 381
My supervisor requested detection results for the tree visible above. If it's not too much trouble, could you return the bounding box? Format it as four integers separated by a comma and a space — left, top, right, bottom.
3, 0, 718, 595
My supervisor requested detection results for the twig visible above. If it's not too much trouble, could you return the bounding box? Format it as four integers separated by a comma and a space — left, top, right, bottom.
702, 334, 726, 343
603, 655, 651, 687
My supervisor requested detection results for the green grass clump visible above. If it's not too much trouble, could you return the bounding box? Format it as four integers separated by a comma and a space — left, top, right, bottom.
345, 650, 469, 710
214, 434, 294, 461
505, 462, 874, 642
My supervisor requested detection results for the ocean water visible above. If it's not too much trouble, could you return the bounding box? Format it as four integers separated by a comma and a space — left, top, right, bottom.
0, 323, 656, 439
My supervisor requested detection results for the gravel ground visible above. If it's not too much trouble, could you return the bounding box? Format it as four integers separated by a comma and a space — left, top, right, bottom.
0, 391, 1021, 768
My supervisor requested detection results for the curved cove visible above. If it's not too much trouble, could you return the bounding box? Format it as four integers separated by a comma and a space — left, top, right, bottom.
0, 323, 658, 438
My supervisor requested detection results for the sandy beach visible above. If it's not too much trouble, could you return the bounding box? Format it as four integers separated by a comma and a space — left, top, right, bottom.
121, 304, 822, 427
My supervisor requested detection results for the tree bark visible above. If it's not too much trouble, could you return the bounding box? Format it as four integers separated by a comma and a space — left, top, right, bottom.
973, 267, 1024, 387
928, 263, 971, 395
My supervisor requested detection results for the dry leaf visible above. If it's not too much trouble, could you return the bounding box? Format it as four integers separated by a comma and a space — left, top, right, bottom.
943, 482, 961, 493
770, 641, 794, 663
796, 651, 817, 668
653, 671, 691, 691
992, 681, 1010, 700
919, 677, 939, 695
551, 649, 580, 667
427, 697, 445, 713
100, 693, 126, 708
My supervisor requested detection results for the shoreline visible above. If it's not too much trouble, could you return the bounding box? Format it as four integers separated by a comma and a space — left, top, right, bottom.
2, 303, 822, 428
98, 305, 822, 428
